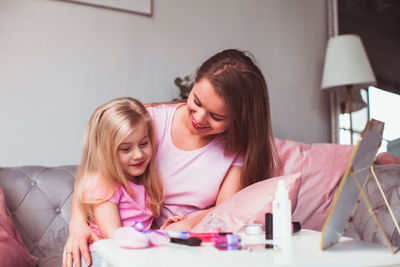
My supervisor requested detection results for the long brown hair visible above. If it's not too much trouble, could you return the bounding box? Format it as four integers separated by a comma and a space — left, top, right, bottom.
195, 49, 278, 187
74, 97, 163, 222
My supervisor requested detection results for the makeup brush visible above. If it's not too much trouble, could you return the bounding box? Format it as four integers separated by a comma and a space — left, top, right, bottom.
170, 237, 202, 246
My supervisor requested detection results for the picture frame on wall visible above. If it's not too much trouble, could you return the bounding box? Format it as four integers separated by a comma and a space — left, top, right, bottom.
58, 0, 152, 16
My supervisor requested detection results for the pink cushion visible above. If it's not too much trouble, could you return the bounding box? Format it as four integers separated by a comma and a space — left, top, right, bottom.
275, 138, 354, 230
375, 152, 400, 165
191, 172, 302, 233
0, 187, 39, 267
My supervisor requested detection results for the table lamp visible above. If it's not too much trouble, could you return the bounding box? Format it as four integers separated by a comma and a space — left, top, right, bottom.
321, 34, 377, 144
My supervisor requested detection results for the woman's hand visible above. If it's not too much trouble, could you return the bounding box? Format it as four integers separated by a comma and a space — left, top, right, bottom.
160, 216, 186, 230
62, 225, 100, 267
63, 193, 100, 267
163, 217, 196, 232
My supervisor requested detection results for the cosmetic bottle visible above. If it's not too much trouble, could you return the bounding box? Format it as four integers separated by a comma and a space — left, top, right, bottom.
265, 213, 273, 240
204, 213, 225, 233
272, 180, 291, 238
292, 221, 301, 234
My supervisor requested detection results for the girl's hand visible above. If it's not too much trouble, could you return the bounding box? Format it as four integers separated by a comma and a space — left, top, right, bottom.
62, 224, 100, 267
160, 216, 187, 230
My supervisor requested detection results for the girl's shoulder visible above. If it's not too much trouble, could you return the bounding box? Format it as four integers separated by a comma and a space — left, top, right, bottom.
82, 172, 115, 201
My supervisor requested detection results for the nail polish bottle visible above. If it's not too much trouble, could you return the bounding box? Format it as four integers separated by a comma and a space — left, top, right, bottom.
265, 213, 273, 240
213, 234, 241, 250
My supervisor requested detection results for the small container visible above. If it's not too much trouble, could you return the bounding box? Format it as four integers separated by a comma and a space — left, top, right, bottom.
245, 223, 263, 235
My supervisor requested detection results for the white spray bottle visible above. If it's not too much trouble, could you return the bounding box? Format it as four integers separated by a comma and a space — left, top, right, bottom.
272, 180, 291, 238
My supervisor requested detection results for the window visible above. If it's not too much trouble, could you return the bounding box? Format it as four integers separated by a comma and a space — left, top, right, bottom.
338, 87, 400, 154
369, 87, 400, 153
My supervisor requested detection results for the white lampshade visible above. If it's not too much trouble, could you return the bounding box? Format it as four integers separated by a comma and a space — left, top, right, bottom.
321, 34, 377, 91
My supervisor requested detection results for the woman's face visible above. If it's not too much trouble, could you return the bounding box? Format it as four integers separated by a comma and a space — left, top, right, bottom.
186, 78, 229, 137
117, 120, 153, 179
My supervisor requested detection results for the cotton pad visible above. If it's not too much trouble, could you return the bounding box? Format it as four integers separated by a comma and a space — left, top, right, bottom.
114, 227, 150, 249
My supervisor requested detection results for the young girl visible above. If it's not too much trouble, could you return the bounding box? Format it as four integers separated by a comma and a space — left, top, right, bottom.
71, 97, 181, 267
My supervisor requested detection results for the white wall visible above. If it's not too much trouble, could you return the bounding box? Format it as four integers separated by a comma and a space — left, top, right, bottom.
0, 0, 330, 167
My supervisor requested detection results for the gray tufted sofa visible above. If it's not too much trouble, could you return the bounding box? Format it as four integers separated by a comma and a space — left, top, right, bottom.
0, 165, 77, 267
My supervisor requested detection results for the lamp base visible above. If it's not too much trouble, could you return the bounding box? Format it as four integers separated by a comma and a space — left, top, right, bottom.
346, 85, 354, 144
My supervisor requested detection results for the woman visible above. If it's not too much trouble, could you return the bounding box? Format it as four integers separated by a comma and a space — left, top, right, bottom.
63, 49, 277, 267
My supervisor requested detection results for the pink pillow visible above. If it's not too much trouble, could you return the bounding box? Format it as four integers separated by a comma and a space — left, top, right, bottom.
0, 187, 39, 267
191, 173, 302, 233
375, 152, 400, 165
274, 138, 354, 230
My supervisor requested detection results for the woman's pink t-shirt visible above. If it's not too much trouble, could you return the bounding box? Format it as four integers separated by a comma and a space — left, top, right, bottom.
147, 103, 243, 226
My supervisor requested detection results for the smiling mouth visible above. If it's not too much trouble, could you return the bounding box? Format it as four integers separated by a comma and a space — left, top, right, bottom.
131, 161, 145, 168
192, 118, 208, 130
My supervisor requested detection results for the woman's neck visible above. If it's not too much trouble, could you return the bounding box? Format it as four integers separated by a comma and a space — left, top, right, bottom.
171, 104, 216, 151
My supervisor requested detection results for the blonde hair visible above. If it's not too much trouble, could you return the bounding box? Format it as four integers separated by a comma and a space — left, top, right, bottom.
74, 97, 163, 223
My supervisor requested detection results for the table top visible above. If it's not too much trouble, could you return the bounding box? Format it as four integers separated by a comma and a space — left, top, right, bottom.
93, 230, 400, 267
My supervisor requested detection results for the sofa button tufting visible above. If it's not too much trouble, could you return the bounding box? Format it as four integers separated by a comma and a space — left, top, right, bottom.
11, 210, 16, 216
55, 208, 61, 214
30, 181, 36, 186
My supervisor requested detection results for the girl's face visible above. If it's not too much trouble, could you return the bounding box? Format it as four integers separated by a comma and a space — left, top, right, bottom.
186, 78, 229, 137
117, 120, 153, 180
